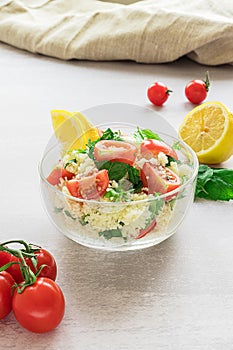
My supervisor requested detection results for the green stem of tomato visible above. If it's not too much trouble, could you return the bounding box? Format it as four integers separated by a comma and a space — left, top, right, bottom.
16, 250, 37, 293
1, 239, 32, 253
0, 242, 37, 293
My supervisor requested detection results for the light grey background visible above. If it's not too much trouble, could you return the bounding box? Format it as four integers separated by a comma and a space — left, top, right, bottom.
0, 42, 233, 349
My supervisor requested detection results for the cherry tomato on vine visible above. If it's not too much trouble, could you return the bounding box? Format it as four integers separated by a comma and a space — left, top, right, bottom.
12, 277, 65, 333
25, 248, 57, 281
0, 271, 15, 320
147, 82, 172, 106
185, 71, 210, 104
0, 248, 57, 283
0, 251, 21, 284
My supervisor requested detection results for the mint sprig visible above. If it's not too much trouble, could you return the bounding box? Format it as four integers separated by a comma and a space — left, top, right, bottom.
195, 165, 233, 201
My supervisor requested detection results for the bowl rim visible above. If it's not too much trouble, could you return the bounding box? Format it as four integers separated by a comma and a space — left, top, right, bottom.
38, 124, 199, 206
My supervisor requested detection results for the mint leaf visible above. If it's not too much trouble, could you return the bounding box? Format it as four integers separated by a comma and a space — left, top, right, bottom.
128, 166, 140, 184
99, 161, 129, 181
195, 165, 233, 201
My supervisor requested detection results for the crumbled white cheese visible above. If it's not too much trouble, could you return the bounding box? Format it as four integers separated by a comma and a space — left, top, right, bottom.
157, 152, 168, 166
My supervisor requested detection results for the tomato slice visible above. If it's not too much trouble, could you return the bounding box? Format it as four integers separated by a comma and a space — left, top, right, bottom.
47, 168, 74, 185
136, 218, 157, 239
141, 163, 180, 195
140, 139, 178, 160
66, 169, 109, 200
94, 140, 138, 165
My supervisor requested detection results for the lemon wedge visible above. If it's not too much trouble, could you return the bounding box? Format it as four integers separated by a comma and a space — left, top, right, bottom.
178, 101, 233, 164
51, 109, 100, 152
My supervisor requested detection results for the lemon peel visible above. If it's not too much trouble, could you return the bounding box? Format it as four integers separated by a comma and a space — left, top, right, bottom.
178, 101, 233, 164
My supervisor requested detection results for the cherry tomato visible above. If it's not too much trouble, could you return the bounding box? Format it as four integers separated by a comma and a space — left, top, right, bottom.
140, 139, 178, 160
25, 248, 57, 281
47, 167, 74, 185
136, 218, 157, 239
0, 250, 13, 267
67, 169, 109, 200
0, 251, 22, 284
185, 72, 210, 104
141, 163, 181, 195
147, 82, 172, 106
0, 249, 57, 283
0, 271, 15, 320
12, 277, 65, 333
94, 140, 138, 165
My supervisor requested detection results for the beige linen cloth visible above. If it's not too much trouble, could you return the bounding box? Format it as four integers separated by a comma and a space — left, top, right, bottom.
0, 0, 232, 65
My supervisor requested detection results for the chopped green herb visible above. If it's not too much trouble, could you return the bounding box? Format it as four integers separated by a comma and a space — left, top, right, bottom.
195, 165, 233, 201
54, 207, 63, 213
101, 128, 122, 141
172, 141, 181, 150
166, 156, 182, 166
64, 210, 76, 220
99, 228, 123, 240
133, 127, 163, 142
149, 194, 164, 215
64, 159, 77, 169
79, 215, 89, 226
104, 179, 133, 202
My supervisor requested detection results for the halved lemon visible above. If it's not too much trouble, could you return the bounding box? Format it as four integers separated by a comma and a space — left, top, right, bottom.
178, 101, 233, 164
51, 109, 100, 152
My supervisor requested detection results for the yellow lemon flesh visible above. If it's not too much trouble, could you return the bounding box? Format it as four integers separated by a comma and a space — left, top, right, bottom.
178, 101, 233, 164
51, 109, 100, 152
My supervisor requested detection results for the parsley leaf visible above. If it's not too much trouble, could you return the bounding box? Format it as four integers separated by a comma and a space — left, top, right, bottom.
195, 165, 233, 201
100, 128, 122, 141
133, 127, 163, 142
99, 228, 123, 240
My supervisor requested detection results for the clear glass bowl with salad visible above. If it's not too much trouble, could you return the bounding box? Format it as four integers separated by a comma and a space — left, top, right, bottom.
39, 122, 198, 251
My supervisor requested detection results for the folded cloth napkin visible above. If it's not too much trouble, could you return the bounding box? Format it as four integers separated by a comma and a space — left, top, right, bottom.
0, 0, 232, 65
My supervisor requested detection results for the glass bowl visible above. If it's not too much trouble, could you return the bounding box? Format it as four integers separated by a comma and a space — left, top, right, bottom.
39, 108, 198, 251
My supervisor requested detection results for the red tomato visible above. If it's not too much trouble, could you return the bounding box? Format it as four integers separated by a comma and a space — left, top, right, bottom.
147, 82, 172, 106
47, 167, 74, 185
140, 139, 178, 160
0, 271, 15, 320
0, 249, 57, 283
94, 140, 138, 165
25, 248, 57, 281
141, 163, 181, 195
12, 277, 65, 333
0, 250, 12, 267
67, 169, 109, 200
0, 252, 22, 284
136, 219, 157, 239
185, 72, 210, 104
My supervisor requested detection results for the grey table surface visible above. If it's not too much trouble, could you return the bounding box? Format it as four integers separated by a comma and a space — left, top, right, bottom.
0, 42, 233, 350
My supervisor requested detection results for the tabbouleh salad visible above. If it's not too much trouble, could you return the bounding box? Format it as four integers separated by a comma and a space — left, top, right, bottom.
46, 127, 190, 243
